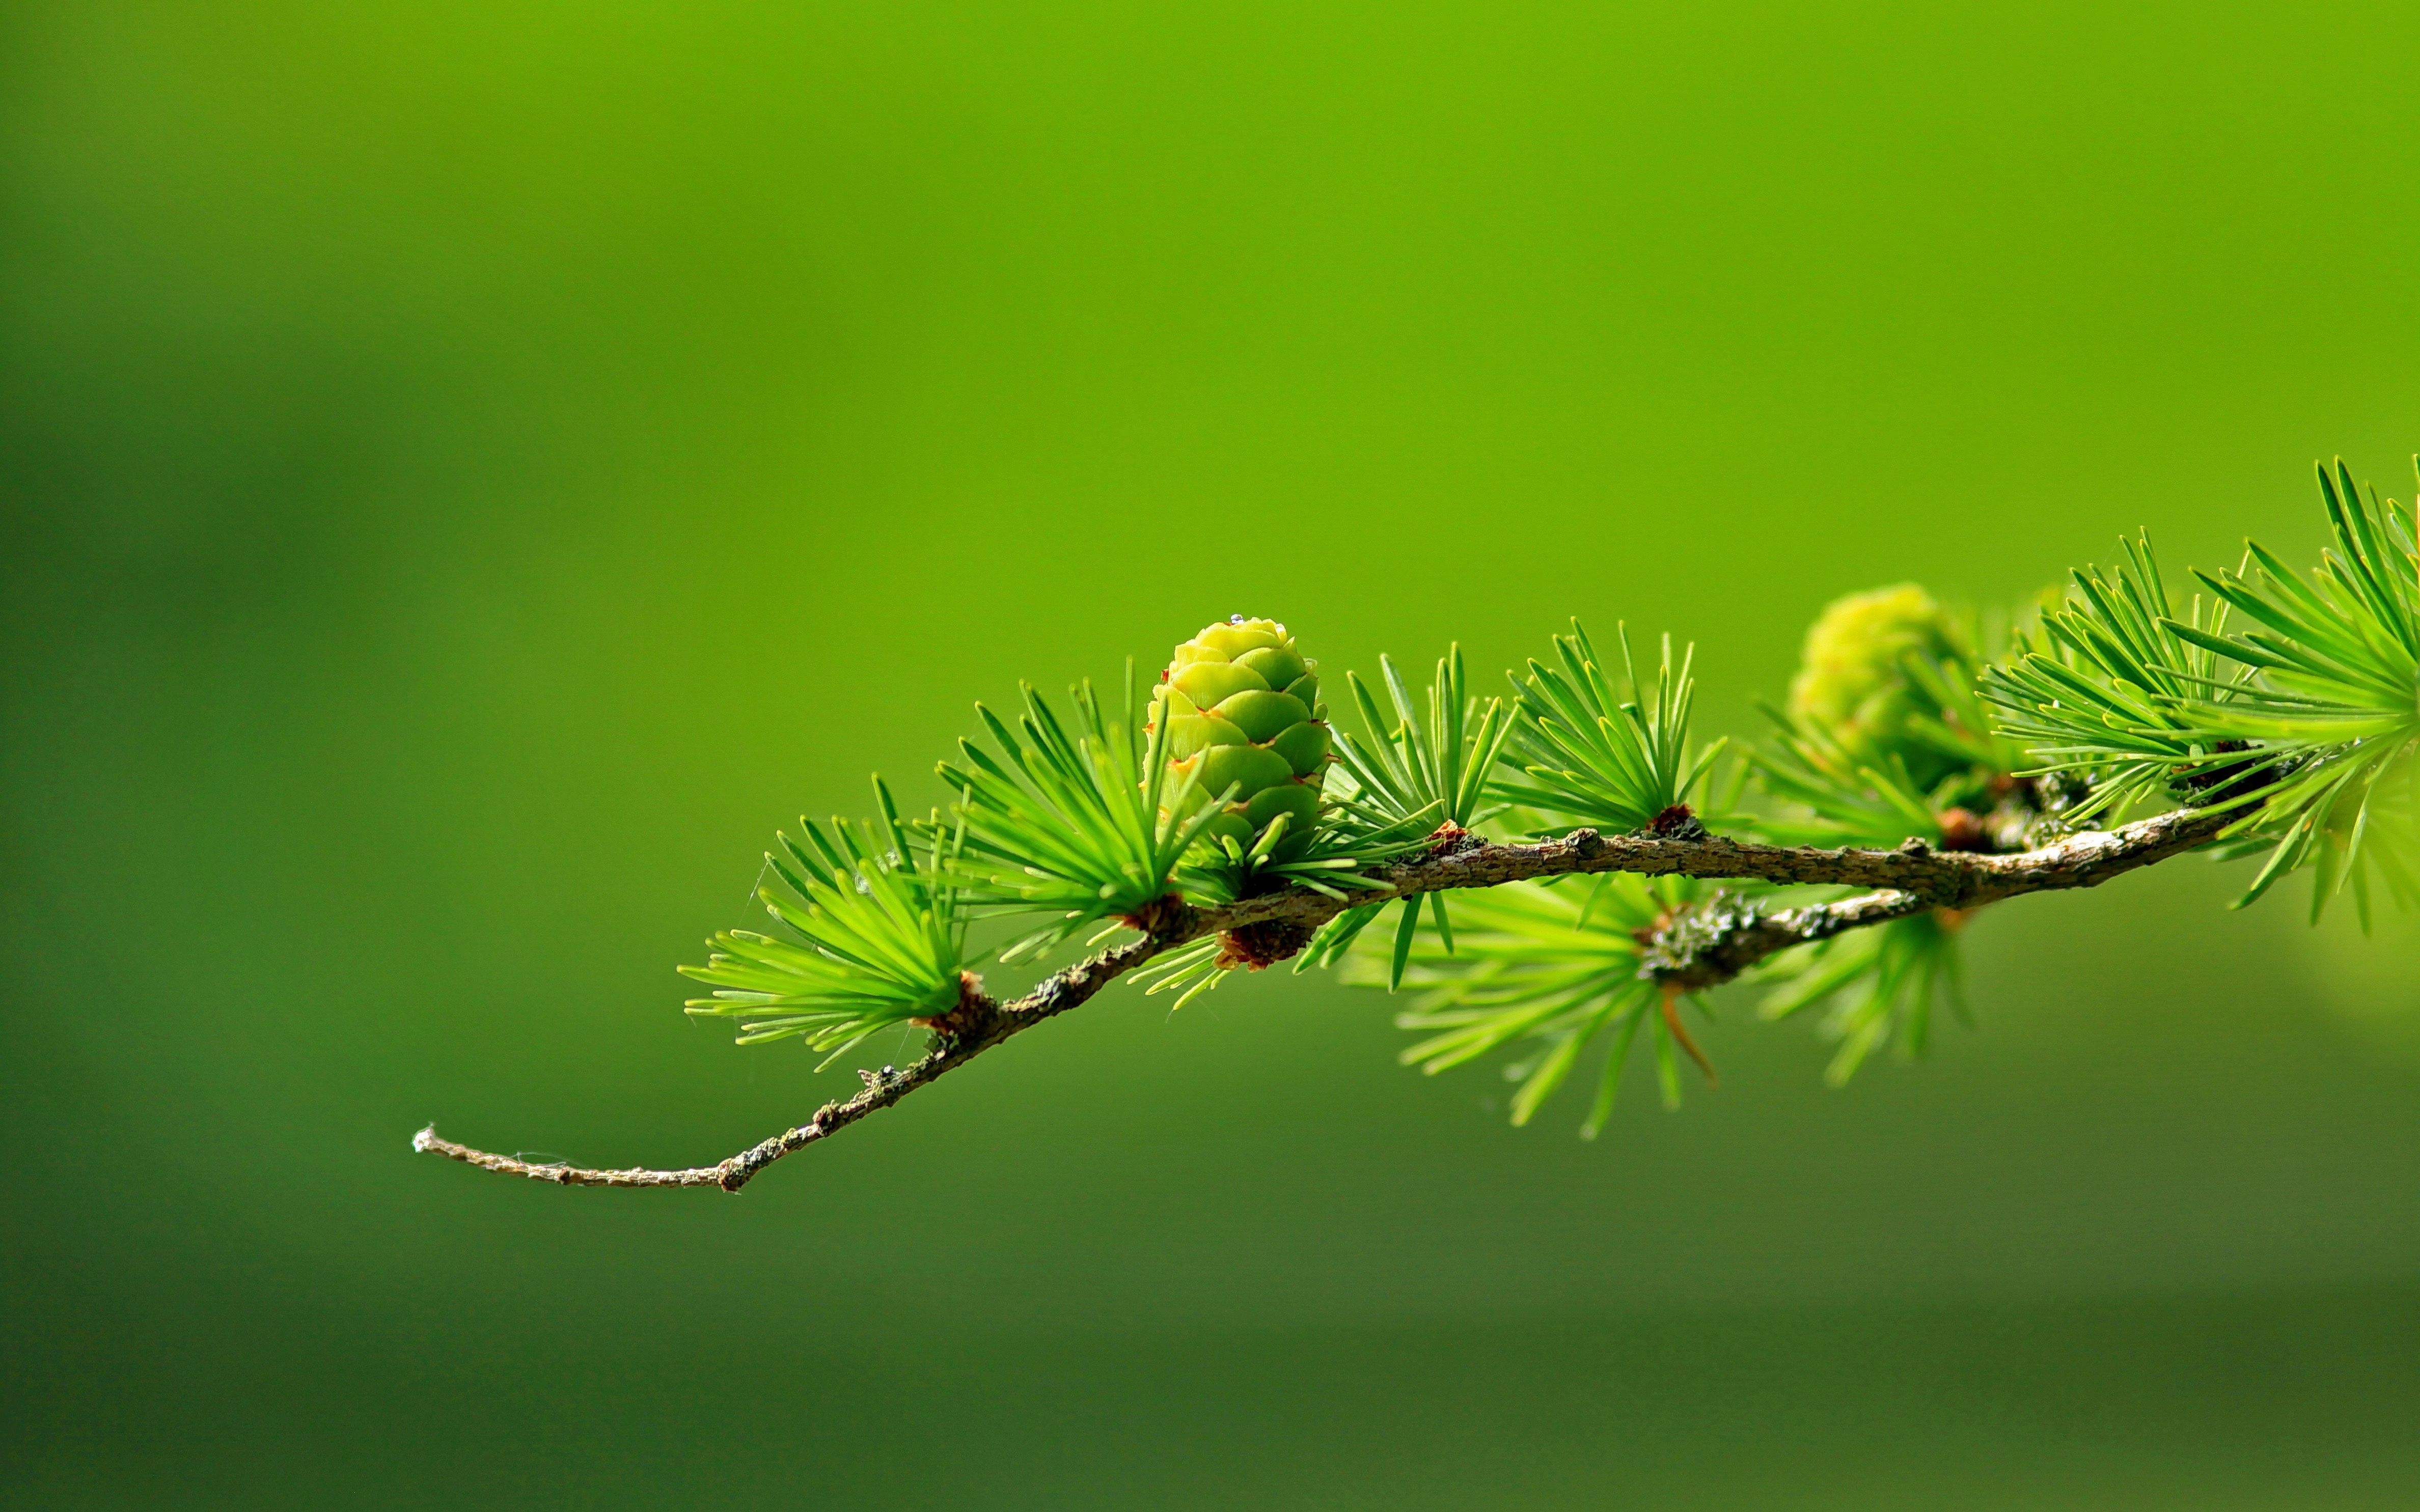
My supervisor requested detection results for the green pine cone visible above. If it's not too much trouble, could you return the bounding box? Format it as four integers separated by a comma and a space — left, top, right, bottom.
1787, 584, 1961, 782
1151, 615, 1331, 858
1786, 584, 1952, 729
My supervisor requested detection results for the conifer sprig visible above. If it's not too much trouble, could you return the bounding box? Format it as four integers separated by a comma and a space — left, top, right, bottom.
1745, 712, 1948, 851
1981, 533, 2259, 825
936, 670, 1225, 963
1168, 790, 1440, 905
1360, 876, 1712, 1137
1494, 621, 1726, 834
1294, 646, 1515, 985
1131, 803, 1442, 1009
680, 778, 970, 1064
1752, 911, 1967, 1086
1982, 460, 2420, 917
2177, 461, 2420, 915
1334, 647, 1511, 839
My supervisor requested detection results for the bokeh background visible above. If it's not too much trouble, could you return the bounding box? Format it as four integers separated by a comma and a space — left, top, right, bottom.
8, 4, 2420, 1507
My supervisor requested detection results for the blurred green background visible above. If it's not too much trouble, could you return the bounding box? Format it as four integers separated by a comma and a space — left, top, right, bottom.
7, 3, 2420, 1506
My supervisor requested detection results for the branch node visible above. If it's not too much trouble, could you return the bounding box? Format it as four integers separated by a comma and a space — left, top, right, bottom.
912, 972, 1002, 1044
1647, 804, 1707, 840
1121, 893, 1194, 940
1217, 918, 1317, 970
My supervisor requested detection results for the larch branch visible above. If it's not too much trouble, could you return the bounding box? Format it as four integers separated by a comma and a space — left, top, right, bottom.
413, 804, 2230, 1192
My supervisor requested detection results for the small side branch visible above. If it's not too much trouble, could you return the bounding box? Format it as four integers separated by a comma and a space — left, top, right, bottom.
1637, 807, 2231, 990
409, 1126, 730, 1188
414, 933, 1170, 1191
1642, 887, 1936, 990
413, 806, 2230, 1192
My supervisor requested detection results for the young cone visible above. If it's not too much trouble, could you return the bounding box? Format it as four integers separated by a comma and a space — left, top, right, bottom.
1150, 616, 1331, 860
1788, 584, 1966, 790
